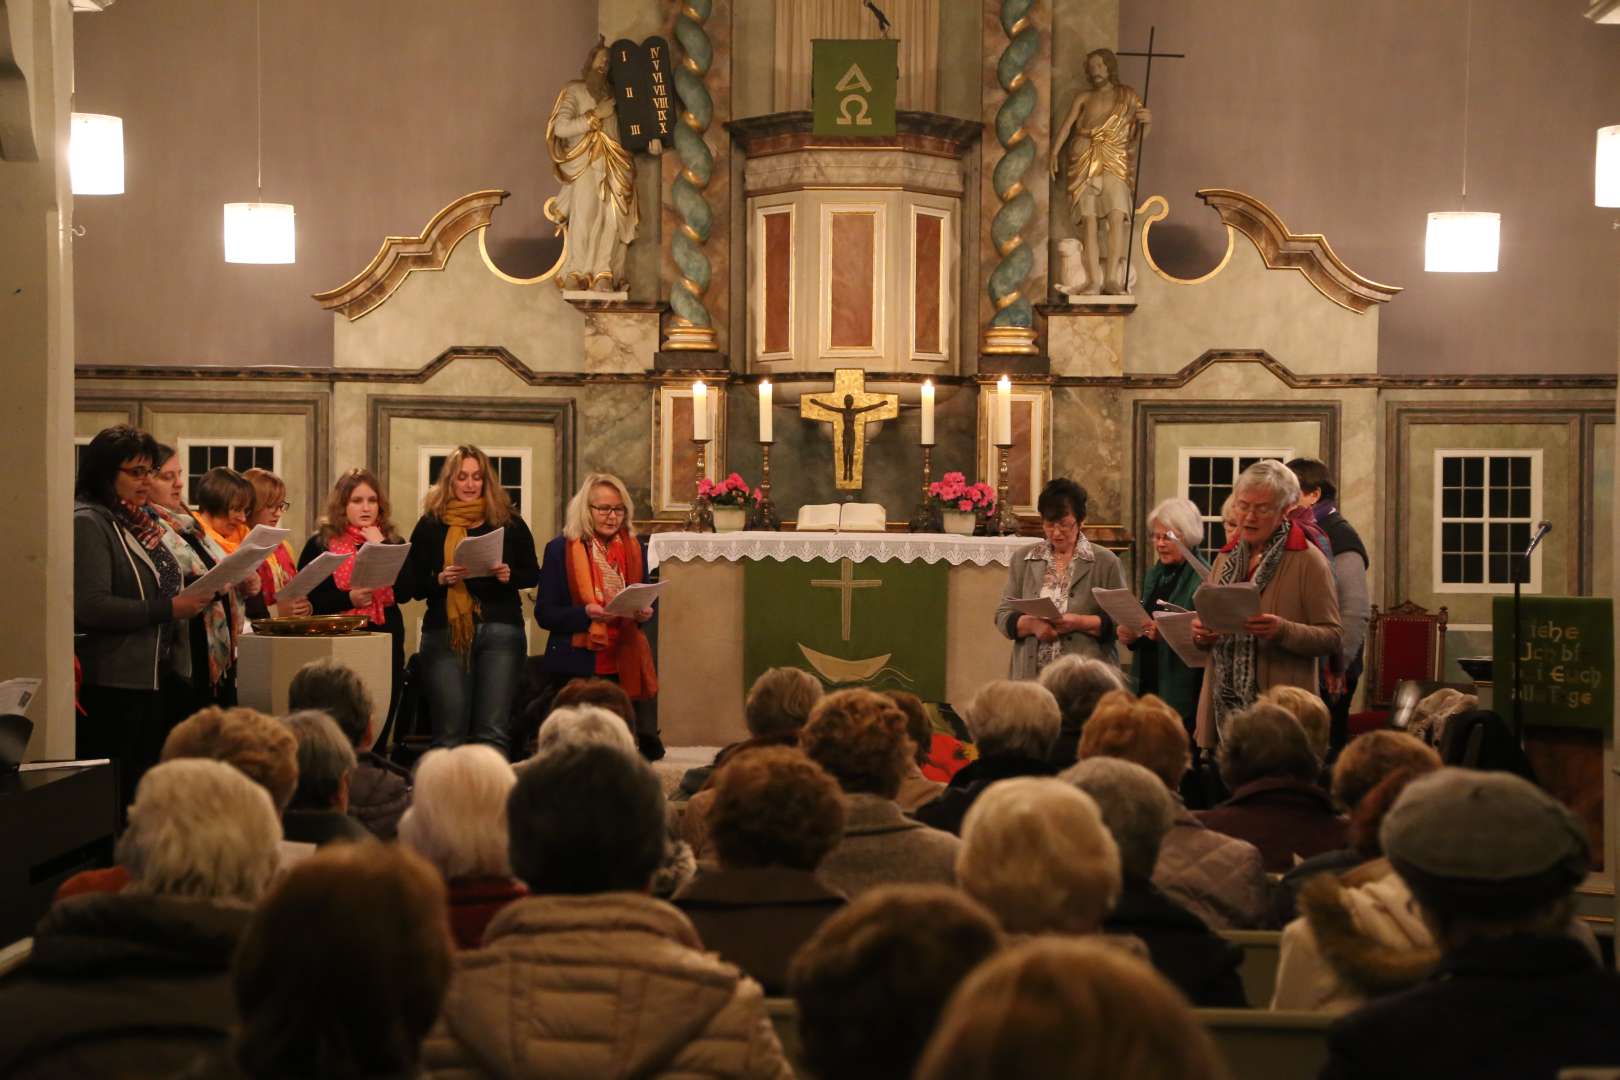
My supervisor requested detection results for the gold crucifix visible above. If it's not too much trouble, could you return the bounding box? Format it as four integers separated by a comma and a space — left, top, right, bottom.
800, 368, 899, 490
810, 559, 883, 641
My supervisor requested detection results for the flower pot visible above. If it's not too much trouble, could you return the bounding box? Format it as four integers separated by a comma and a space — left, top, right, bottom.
713, 506, 748, 533
941, 509, 977, 536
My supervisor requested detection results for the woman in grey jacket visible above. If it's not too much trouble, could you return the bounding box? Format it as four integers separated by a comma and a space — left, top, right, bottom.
74, 425, 212, 811
995, 479, 1127, 680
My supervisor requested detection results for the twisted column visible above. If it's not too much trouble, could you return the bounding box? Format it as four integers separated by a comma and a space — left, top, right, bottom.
664, 0, 718, 352
982, 0, 1040, 356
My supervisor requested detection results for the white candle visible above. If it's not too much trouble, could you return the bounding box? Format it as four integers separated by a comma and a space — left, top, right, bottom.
759, 380, 773, 443
920, 380, 935, 446
995, 375, 1013, 446
691, 381, 709, 441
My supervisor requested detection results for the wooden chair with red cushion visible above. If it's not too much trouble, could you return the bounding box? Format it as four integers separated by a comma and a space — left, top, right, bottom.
1348, 601, 1449, 736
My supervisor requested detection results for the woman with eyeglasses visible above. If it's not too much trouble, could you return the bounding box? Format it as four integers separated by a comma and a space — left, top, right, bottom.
533, 472, 661, 759
1189, 459, 1341, 750
1116, 498, 1207, 742
73, 426, 215, 811
401, 445, 539, 754
243, 467, 308, 619
996, 478, 1128, 680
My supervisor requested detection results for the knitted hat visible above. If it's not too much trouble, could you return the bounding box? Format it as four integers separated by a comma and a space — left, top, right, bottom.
1381, 768, 1589, 919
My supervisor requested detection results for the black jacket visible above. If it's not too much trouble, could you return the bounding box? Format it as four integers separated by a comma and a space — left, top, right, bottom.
912, 754, 1059, 836
1103, 878, 1247, 1006
401, 513, 541, 632
1321, 935, 1620, 1080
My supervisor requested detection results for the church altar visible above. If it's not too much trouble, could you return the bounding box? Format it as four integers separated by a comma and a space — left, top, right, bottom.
649, 531, 1028, 744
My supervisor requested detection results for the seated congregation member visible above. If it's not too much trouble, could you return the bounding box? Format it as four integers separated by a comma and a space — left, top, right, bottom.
231, 844, 452, 1080
1404, 686, 1476, 748
801, 688, 960, 897
299, 468, 410, 717
887, 689, 946, 811
1078, 690, 1270, 929
398, 745, 525, 950
789, 885, 1003, 1080
956, 777, 1128, 943
1116, 498, 1207, 743
149, 445, 245, 713
278, 710, 372, 847
1320, 771, 1620, 1080
0, 760, 281, 1080
914, 938, 1230, 1080
677, 666, 823, 857
74, 425, 213, 811
1260, 683, 1332, 766
423, 743, 794, 1079
915, 679, 1062, 836
1036, 653, 1125, 766
287, 657, 411, 839
1189, 459, 1342, 749
996, 478, 1127, 678
1279, 730, 1441, 898
404, 445, 540, 754
242, 467, 304, 618
535, 472, 662, 760
1196, 702, 1347, 873
673, 747, 847, 993
1065, 757, 1245, 1006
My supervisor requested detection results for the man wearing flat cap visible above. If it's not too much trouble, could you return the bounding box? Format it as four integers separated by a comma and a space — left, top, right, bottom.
1320, 769, 1620, 1079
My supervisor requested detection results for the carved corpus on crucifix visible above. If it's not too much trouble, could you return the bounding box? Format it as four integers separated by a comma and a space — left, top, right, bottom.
800, 368, 899, 490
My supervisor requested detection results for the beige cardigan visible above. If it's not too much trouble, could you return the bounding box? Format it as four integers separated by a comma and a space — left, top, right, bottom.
1194, 541, 1341, 747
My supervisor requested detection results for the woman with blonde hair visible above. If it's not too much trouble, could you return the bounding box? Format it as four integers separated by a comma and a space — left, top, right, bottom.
535, 472, 661, 758
243, 466, 306, 619
298, 468, 411, 718
401, 445, 539, 753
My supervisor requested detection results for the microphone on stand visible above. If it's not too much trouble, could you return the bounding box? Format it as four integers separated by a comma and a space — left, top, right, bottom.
1526, 520, 1553, 555
863, 0, 892, 37
1510, 519, 1553, 738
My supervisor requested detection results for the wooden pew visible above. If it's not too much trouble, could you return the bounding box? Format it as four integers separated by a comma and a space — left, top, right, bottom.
1222, 929, 1283, 1007
1197, 1008, 1333, 1080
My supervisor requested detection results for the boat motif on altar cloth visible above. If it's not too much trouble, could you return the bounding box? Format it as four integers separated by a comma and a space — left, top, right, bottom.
744, 557, 946, 700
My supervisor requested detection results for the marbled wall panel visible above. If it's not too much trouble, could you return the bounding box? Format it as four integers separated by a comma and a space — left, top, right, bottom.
1051, 385, 1125, 522
829, 213, 878, 350
584, 312, 659, 374
578, 385, 660, 514
915, 214, 944, 355
1009, 400, 1035, 507
764, 211, 792, 355
1047, 314, 1124, 376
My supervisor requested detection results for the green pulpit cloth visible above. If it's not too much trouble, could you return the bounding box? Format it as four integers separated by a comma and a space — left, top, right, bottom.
812, 39, 899, 136
1491, 595, 1613, 732
745, 557, 946, 699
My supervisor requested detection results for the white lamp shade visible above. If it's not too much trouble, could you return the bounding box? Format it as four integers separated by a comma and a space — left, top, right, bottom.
1597, 125, 1620, 208
1424, 211, 1500, 273
70, 112, 124, 195
223, 202, 296, 264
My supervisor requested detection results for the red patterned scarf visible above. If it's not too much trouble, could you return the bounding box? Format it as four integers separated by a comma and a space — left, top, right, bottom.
329, 526, 395, 626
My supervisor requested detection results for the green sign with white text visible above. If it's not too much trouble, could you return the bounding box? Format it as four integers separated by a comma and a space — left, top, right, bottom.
812, 39, 899, 136
1492, 595, 1613, 732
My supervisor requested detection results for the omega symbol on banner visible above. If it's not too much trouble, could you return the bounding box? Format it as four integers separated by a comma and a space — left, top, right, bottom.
835, 63, 875, 127
812, 39, 898, 136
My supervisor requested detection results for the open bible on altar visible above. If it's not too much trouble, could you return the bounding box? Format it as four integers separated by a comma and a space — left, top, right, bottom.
794, 503, 887, 532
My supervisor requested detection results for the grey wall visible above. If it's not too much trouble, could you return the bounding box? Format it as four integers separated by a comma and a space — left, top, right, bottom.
72, 0, 595, 368
1118, 0, 1620, 375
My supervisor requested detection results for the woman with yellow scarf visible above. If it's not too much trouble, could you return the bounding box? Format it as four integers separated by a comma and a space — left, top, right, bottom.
403, 445, 539, 754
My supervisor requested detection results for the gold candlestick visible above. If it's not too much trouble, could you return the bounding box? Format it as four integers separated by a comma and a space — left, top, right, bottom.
752, 442, 781, 531
991, 444, 1020, 536
909, 444, 939, 532
683, 440, 715, 532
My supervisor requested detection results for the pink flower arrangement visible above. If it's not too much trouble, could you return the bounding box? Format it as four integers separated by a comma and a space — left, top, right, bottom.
697, 471, 759, 507
927, 471, 996, 514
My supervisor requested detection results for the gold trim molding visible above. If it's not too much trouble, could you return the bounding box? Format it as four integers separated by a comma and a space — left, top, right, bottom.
312, 190, 510, 321
1138, 189, 1403, 314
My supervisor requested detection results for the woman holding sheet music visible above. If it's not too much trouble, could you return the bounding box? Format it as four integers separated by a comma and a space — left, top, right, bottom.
1117, 498, 1206, 740
401, 445, 539, 753
1189, 460, 1341, 750
299, 468, 410, 720
244, 467, 306, 619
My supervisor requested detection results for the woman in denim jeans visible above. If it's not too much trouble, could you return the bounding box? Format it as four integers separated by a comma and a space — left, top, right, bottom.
403, 446, 539, 753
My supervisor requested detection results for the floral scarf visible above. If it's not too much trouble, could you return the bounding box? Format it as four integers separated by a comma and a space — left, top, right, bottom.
1208, 518, 1305, 736
329, 526, 395, 626
565, 531, 657, 700
150, 504, 235, 686
113, 499, 182, 599
1033, 532, 1094, 669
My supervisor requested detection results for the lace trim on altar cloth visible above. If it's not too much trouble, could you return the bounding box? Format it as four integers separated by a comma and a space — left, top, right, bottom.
645, 531, 1036, 571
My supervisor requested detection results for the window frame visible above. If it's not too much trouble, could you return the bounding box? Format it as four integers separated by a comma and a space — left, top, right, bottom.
176, 438, 282, 506
418, 446, 533, 524
1431, 448, 1543, 595
1176, 445, 1295, 563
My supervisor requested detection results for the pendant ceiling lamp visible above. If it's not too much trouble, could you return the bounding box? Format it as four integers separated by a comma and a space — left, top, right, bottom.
70, 112, 124, 195
224, 0, 294, 264
1425, 0, 1498, 273
1597, 125, 1620, 208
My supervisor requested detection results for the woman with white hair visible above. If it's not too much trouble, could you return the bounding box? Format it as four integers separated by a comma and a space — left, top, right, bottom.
1117, 498, 1207, 740
535, 471, 663, 759
1190, 459, 1341, 748
915, 680, 1063, 836
398, 744, 524, 949
0, 759, 281, 1077
955, 776, 1122, 936
1037, 654, 1125, 766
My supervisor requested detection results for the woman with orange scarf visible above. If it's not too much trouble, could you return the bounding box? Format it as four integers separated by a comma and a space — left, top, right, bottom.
402, 445, 539, 754
535, 472, 661, 759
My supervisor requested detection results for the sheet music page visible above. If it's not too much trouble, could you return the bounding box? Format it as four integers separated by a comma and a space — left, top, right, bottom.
605, 581, 664, 617
1092, 587, 1152, 632
276, 551, 349, 604
453, 528, 505, 578
179, 543, 277, 600
348, 542, 412, 590
1153, 612, 1209, 668
1004, 596, 1065, 621
1193, 582, 1261, 635
0, 677, 42, 717
242, 524, 290, 550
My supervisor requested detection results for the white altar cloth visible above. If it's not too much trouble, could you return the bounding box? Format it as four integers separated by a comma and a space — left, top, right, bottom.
647, 531, 1031, 571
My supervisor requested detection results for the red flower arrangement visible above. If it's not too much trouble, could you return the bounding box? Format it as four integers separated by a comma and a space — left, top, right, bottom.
927, 471, 996, 514
697, 472, 760, 507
